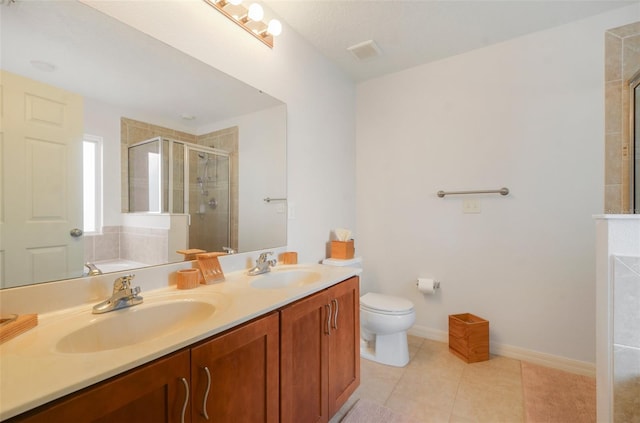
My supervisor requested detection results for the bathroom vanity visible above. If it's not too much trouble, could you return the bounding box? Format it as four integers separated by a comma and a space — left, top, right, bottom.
0, 265, 360, 423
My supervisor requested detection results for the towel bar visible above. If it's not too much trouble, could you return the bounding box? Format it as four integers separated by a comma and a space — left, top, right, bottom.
437, 187, 509, 198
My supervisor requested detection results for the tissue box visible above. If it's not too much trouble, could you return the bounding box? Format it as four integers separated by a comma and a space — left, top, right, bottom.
330, 240, 354, 259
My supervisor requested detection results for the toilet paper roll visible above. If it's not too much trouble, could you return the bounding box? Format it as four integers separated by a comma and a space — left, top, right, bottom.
417, 278, 437, 294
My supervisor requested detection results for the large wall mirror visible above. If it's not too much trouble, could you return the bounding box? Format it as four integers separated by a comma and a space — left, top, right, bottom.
0, 0, 287, 289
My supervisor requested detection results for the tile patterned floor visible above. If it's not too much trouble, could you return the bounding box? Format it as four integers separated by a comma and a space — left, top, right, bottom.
331, 336, 525, 423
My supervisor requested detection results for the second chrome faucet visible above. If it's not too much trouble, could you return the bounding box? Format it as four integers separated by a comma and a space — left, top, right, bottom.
247, 252, 277, 276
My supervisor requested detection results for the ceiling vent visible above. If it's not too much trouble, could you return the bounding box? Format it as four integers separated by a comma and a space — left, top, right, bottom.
347, 40, 382, 62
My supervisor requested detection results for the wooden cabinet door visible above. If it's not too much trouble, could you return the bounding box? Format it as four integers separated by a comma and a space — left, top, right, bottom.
8, 350, 191, 423
191, 312, 279, 423
280, 290, 330, 423
327, 276, 360, 416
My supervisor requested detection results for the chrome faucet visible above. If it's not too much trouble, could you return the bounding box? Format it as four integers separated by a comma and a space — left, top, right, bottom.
222, 246, 236, 254
84, 262, 103, 276
247, 252, 277, 276
92, 274, 143, 314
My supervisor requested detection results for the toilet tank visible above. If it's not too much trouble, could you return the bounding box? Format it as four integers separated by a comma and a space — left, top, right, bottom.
322, 257, 362, 268
322, 257, 363, 290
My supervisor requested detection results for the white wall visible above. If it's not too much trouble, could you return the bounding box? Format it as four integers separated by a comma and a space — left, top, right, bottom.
84, 0, 357, 264
356, 5, 639, 366
200, 105, 288, 251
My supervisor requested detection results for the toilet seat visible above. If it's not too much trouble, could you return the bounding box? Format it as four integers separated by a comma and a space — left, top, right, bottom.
360, 292, 414, 316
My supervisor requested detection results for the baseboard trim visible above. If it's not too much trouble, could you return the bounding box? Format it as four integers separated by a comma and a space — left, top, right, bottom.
409, 325, 448, 343
408, 324, 595, 377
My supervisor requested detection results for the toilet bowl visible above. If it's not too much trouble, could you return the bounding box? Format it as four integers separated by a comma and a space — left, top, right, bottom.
320, 257, 415, 367
360, 292, 416, 367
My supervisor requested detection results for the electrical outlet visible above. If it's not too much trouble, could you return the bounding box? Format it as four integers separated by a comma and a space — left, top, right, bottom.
462, 199, 481, 214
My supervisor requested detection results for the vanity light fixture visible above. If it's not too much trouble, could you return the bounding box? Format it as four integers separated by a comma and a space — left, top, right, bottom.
203, 0, 282, 48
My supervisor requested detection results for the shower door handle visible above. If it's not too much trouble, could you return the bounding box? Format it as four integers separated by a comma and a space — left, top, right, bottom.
70, 228, 83, 237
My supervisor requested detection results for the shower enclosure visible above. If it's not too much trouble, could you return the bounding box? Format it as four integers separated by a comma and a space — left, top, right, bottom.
128, 137, 230, 252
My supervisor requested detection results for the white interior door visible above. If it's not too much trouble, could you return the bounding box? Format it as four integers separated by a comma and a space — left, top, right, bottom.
0, 70, 84, 288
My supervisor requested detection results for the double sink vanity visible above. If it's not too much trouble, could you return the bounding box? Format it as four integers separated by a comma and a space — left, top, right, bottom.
0, 262, 361, 422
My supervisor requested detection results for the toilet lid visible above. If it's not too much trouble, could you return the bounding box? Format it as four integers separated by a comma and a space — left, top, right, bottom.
360, 292, 414, 314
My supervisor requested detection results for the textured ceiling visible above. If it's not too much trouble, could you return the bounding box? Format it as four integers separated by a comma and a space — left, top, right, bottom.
264, 0, 639, 82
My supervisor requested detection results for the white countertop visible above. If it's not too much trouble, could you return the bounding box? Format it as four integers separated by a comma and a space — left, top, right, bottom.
0, 263, 360, 421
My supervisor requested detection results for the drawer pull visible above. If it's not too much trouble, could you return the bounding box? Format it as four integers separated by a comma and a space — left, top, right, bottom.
202, 366, 212, 420
325, 302, 332, 335
179, 377, 189, 423
331, 298, 339, 330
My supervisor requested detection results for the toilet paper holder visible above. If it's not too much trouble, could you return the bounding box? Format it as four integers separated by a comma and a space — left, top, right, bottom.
416, 279, 440, 289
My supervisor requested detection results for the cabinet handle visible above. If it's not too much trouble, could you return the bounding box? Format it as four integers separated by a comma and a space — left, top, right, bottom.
201, 366, 212, 420
332, 298, 339, 330
325, 302, 332, 335
179, 377, 189, 423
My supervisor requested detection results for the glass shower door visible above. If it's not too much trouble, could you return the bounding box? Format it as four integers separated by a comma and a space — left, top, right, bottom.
186, 148, 230, 252
128, 137, 185, 214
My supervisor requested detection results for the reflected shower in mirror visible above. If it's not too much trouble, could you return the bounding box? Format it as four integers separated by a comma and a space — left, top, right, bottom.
0, 1, 287, 289
187, 148, 231, 253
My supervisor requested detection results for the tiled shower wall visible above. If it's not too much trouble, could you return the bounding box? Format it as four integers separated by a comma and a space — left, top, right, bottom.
613, 256, 640, 422
605, 22, 640, 213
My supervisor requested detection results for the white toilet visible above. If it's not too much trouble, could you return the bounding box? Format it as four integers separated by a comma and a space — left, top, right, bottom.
360, 292, 415, 367
322, 257, 416, 367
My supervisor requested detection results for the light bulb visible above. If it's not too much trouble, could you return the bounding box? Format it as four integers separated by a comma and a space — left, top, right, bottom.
267, 19, 282, 36
247, 3, 264, 21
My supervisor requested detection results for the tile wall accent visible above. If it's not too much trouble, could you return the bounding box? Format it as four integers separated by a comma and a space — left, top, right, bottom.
119, 226, 169, 265
605, 22, 640, 213
613, 255, 640, 422
84, 225, 168, 266
84, 226, 121, 263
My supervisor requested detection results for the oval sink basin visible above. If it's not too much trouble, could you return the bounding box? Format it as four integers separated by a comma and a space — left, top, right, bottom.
250, 269, 322, 289
56, 300, 216, 353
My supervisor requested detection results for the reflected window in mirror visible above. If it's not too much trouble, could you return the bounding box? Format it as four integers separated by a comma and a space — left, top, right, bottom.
83, 135, 104, 234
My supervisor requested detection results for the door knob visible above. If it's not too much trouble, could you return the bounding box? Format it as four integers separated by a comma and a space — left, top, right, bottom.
70, 228, 83, 237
